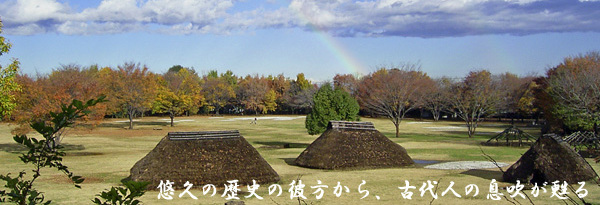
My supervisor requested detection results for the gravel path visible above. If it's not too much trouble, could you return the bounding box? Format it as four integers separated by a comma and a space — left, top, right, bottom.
221, 116, 306, 121
424, 161, 509, 170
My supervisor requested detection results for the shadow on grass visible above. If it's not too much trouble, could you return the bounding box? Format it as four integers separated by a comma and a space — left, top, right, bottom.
481, 141, 535, 147
460, 169, 503, 180
0, 143, 85, 153
255, 141, 310, 149
90, 120, 171, 129
381, 132, 492, 145
280, 158, 297, 166
66, 151, 103, 156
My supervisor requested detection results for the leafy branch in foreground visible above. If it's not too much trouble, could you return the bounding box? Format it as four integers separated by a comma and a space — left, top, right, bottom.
0, 96, 106, 205
92, 181, 149, 205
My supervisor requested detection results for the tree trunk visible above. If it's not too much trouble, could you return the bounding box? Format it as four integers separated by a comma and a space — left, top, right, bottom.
467, 124, 474, 138
395, 122, 400, 138
433, 110, 440, 121
128, 112, 134, 130
466, 120, 474, 138
170, 112, 174, 127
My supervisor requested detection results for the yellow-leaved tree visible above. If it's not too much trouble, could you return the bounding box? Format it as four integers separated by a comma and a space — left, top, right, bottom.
0, 18, 21, 120
263, 89, 278, 114
152, 67, 204, 126
203, 72, 235, 115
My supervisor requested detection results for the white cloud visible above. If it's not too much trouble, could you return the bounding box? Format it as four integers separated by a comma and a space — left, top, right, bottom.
3, 24, 47, 35
284, 0, 600, 37
1, 0, 600, 37
56, 21, 144, 35
0, 0, 70, 23
78, 0, 147, 23
143, 0, 233, 25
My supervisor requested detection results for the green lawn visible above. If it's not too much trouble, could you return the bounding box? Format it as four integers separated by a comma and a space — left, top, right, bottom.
1, 116, 598, 205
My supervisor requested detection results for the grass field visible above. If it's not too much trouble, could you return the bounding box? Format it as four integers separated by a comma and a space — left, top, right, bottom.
1, 116, 599, 205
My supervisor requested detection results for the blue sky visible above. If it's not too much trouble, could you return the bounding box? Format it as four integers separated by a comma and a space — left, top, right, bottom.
1, 0, 600, 81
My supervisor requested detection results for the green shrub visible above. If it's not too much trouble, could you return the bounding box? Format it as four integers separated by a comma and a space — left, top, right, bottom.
305, 83, 359, 135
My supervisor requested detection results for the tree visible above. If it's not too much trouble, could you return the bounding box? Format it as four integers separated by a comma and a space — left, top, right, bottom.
206, 70, 219, 78
167, 67, 204, 115
263, 89, 278, 113
237, 75, 270, 114
545, 52, 600, 132
284, 73, 316, 114
11, 65, 107, 137
47, 65, 107, 121
0, 19, 21, 120
333, 74, 359, 97
167, 65, 184, 73
423, 77, 453, 121
101, 63, 157, 129
11, 74, 46, 132
305, 83, 360, 135
152, 68, 204, 126
295, 73, 311, 90
237, 75, 279, 115
516, 81, 540, 121
267, 74, 290, 113
357, 64, 431, 137
202, 77, 235, 115
285, 86, 316, 114
1, 97, 105, 205
152, 81, 183, 127
220, 70, 238, 87
449, 70, 499, 138
495, 72, 535, 123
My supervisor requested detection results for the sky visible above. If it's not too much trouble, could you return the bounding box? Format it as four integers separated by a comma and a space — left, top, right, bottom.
1, 0, 600, 81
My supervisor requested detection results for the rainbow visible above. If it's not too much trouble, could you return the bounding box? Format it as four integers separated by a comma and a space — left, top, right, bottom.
295, 10, 369, 77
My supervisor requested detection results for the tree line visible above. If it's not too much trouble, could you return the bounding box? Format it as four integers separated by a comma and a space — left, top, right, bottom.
4, 54, 599, 134
2, 53, 599, 137
6, 63, 318, 131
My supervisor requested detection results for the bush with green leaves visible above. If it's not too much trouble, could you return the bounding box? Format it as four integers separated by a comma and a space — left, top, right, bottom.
305, 83, 360, 135
0, 96, 105, 205
92, 181, 149, 205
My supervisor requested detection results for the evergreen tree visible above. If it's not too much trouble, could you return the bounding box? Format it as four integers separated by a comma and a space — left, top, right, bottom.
305, 83, 360, 135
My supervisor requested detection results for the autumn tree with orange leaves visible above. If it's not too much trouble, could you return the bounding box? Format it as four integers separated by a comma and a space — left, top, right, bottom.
12, 65, 107, 137
237, 75, 270, 114
101, 63, 157, 129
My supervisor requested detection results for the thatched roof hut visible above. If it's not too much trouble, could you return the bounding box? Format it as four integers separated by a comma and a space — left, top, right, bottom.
130, 130, 279, 188
483, 126, 537, 146
503, 134, 597, 184
295, 121, 414, 169
564, 131, 600, 150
